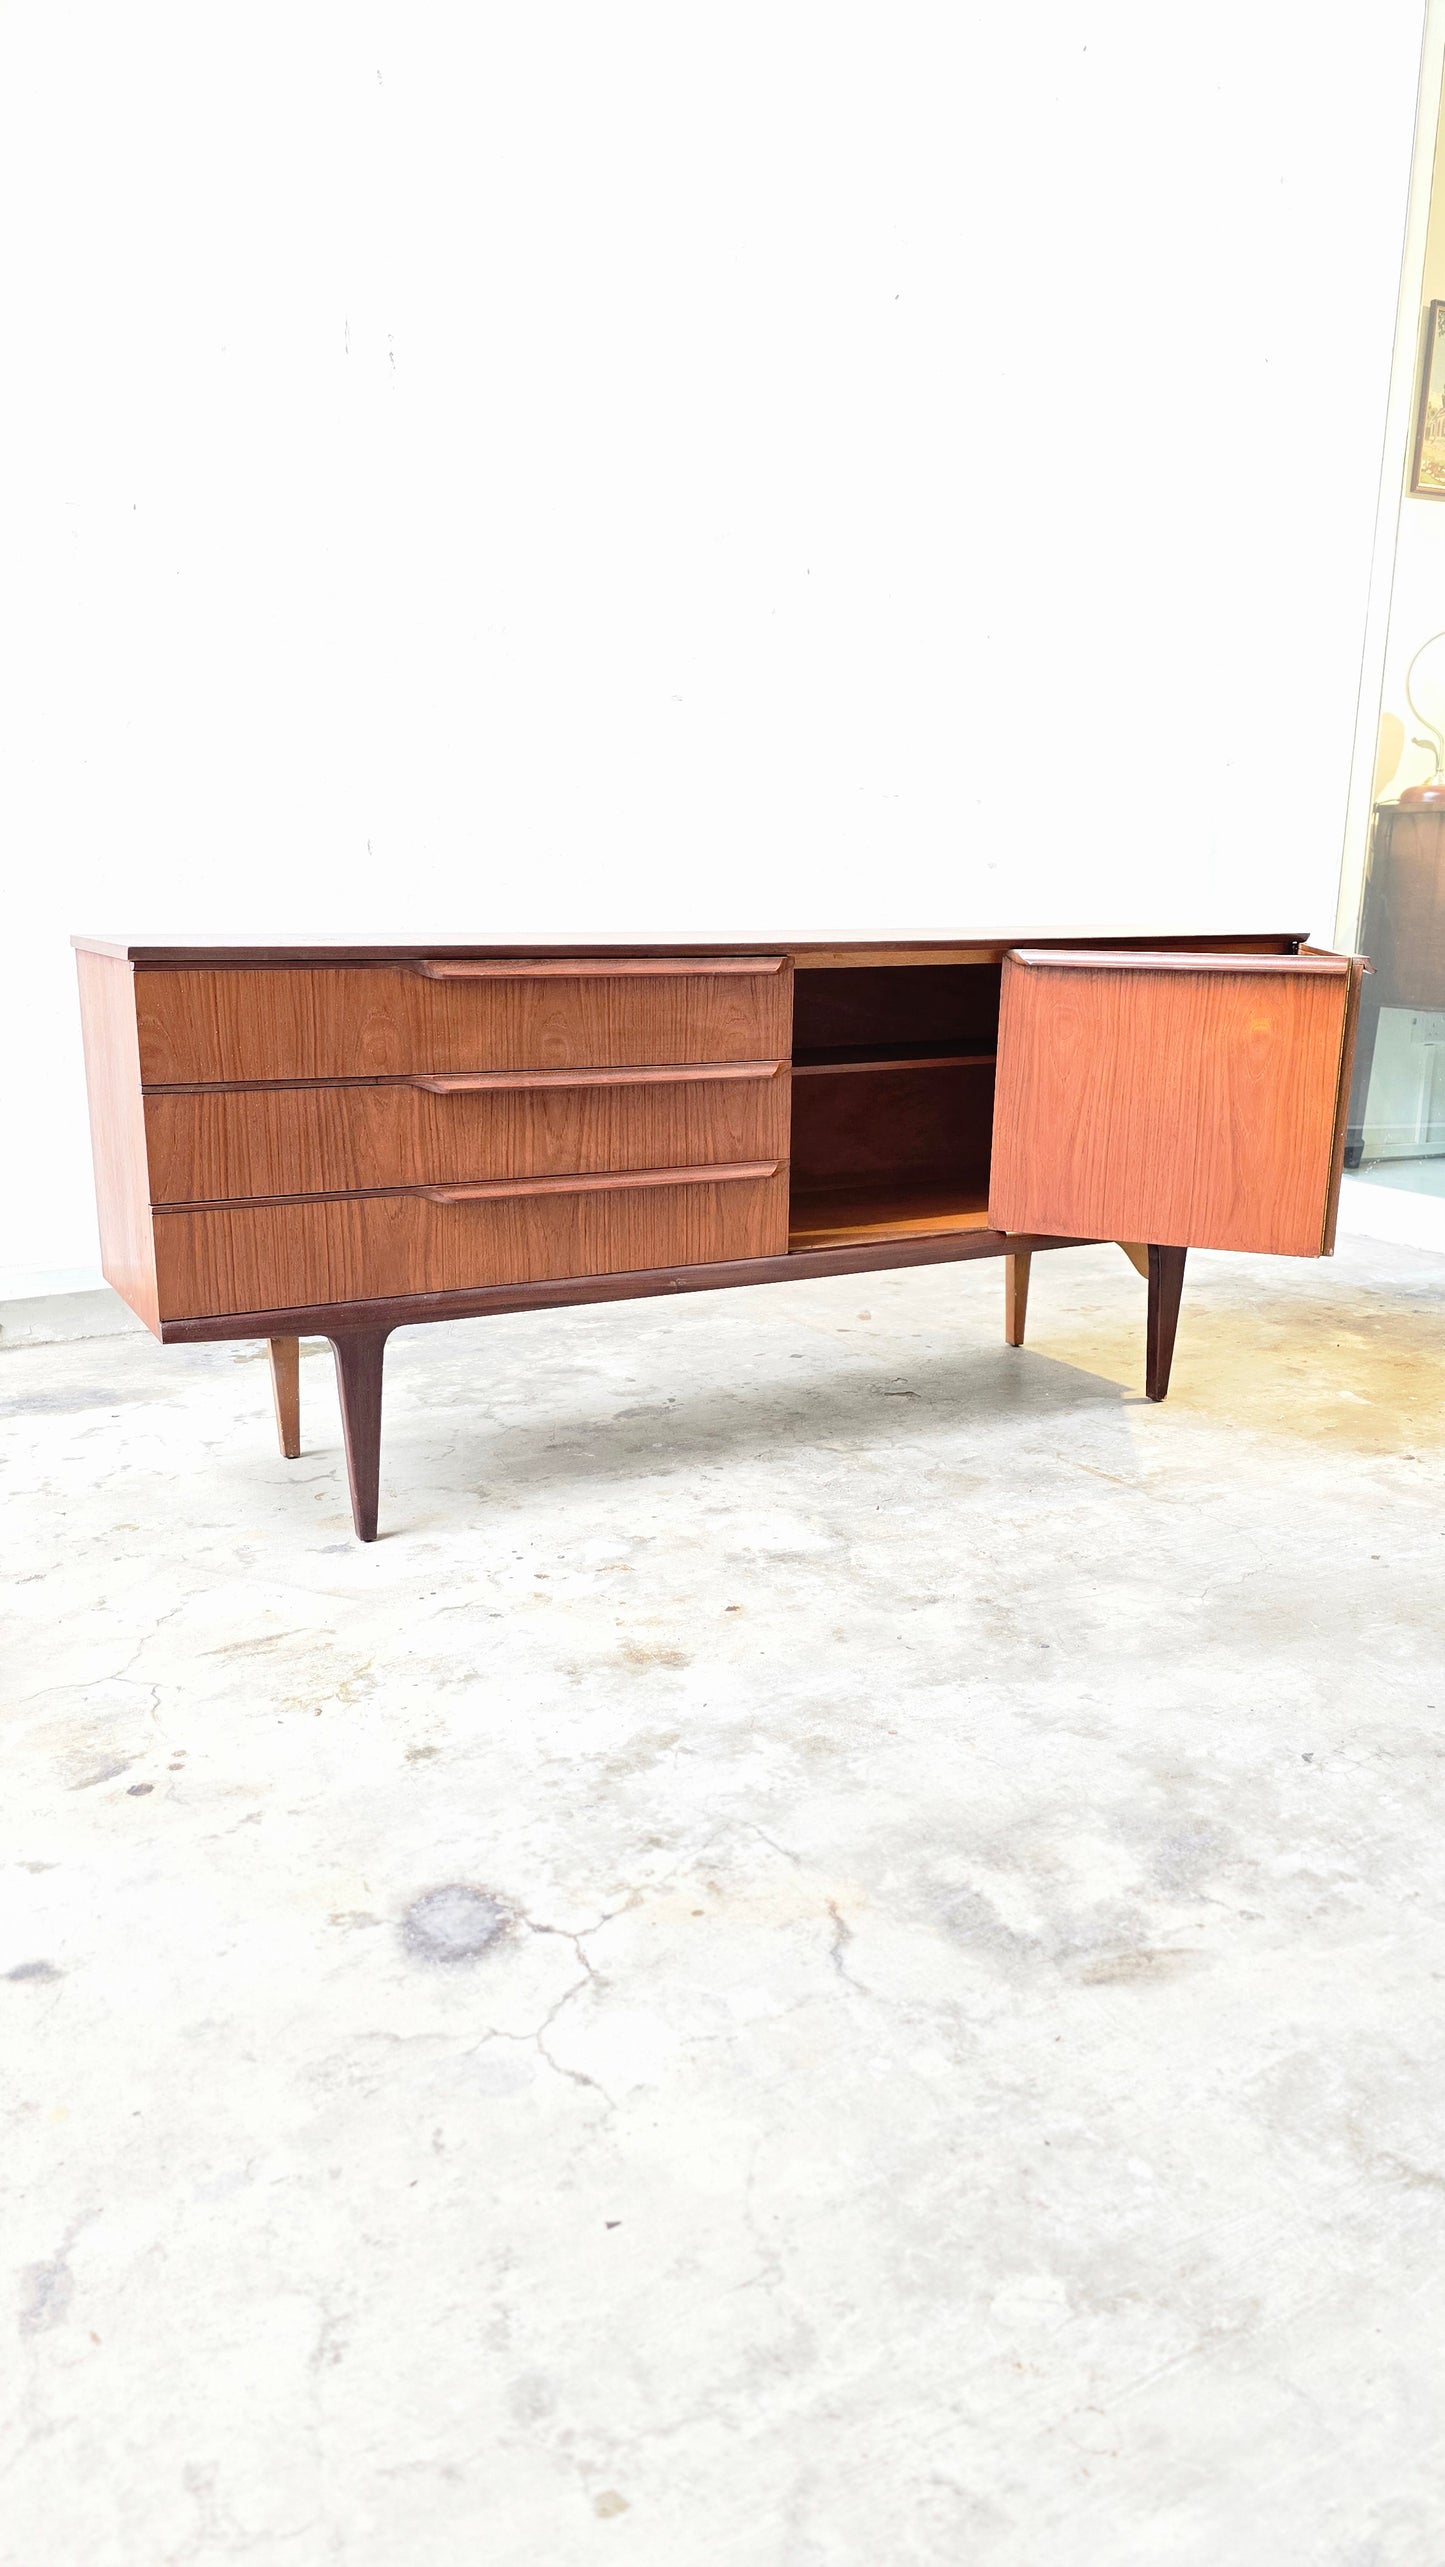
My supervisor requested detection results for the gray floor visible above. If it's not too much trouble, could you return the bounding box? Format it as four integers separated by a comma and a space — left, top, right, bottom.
1355, 1153, 1445, 1197
4, 1238, 1444, 2566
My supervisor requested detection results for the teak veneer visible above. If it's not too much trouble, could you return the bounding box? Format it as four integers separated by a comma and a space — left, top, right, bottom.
73, 932, 1365, 1539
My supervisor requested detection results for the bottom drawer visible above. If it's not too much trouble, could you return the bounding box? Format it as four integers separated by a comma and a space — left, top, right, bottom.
152, 1166, 789, 1320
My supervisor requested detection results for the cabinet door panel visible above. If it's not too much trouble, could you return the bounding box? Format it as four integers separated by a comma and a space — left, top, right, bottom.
988, 950, 1360, 1256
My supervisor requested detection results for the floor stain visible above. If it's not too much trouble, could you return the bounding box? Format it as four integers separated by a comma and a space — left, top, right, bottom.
18, 2220, 88, 2336
1076, 1949, 1204, 1986
401, 1886, 510, 1964
70, 1760, 131, 1791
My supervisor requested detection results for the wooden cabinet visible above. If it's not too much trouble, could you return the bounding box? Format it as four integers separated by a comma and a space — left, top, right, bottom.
74, 931, 1362, 1539
1346, 802, 1445, 1164
1354, 805, 1445, 1007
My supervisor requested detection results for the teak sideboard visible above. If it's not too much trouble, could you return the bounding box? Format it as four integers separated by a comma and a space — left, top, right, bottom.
73, 933, 1365, 1540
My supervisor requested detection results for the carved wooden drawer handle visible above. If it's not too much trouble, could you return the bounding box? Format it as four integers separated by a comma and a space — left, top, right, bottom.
411, 956, 785, 979
409, 1061, 783, 1093
418, 1161, 780, 1204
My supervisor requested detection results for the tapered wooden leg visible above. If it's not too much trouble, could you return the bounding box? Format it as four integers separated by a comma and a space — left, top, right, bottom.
267, 1337, 301, 1459
1004, 1252, 1032, 1347
1145, 1246, 1187, 1402
328, 1329, 389, 1541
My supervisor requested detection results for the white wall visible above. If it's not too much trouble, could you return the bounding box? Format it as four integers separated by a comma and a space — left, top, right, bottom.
0, 2, 1427, 1293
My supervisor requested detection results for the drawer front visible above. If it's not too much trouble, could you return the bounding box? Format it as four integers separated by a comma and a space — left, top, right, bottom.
136, 960, 791, 1084
144, 1065, 789, 1204
152, 1167, 790, 1320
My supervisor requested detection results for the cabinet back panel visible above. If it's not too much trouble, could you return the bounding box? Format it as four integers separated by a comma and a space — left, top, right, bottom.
792, 964, 1001, 1054
790, 1062, 994, 1188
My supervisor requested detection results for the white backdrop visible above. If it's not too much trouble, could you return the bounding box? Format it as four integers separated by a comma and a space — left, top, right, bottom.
0, 2, 1427, 1292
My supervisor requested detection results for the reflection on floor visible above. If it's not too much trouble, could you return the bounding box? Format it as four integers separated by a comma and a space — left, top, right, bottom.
1355, 1153, 1445, 1198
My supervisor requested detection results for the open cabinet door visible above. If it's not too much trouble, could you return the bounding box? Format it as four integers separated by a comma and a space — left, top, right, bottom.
988, 949, 1366, 1256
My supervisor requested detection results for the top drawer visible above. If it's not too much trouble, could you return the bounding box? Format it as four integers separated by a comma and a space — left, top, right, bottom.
135, 958, 792, 1085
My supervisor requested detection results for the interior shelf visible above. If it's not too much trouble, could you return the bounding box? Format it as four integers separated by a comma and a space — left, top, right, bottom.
788, 1178, 993, 1252
792, 1044, 997, 1077
788, 962, 1000, 1253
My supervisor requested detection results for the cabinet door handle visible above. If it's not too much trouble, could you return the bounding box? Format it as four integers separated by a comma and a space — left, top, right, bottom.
408, 1061, 783, 1093
1007, 948, 1354, 975
418, 1161, 780, 1204
411, 956, 785, 979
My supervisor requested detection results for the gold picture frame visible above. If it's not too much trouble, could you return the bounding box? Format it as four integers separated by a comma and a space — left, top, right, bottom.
1411, 300, 1445, 496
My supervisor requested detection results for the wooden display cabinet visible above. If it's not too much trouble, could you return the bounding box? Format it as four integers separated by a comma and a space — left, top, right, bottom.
1345, 801, 1445, 1163
73, 932, 1365, 1538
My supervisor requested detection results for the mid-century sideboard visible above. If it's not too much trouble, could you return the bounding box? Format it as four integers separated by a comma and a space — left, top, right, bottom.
73, 933, 1365, 1539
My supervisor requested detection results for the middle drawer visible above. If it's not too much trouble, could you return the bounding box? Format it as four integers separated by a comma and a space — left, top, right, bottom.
144, 1064, 790, 1206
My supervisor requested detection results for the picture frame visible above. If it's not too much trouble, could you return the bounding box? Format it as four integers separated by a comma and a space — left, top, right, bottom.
1410, 299, 1445, 496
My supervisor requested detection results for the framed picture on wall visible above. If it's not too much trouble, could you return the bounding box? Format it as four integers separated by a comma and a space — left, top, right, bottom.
1411, 301, 1445, 496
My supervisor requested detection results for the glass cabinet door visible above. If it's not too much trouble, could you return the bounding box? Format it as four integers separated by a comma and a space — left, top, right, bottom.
1346, 805, 1445, 1212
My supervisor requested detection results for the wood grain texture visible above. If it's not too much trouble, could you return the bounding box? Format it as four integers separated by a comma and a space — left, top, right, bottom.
329, 1330, 388, 1541
418, 1161, 777, 1204
1005, 1252, 1031, 1347
1320, 955, 1366, 1256
159, 1227, 1089, 1344
413, 956, 782, 979
788, 1179, 991, 1250
1009, 949, 1349, 976
151, 1170, 791, 1320
792, 1049, 995, 1076
135, 961, 793, 1083
73, 951, 161, 1335
989, 955, 1352, 1256
1145, 1246, 1188, 1400
793, 947, 1005, 970
411, 1061, 778, 1092
792, 964, 1001, 1054
144, 1070, 789, 1204
268, 1338, 300, 1457
76, 934, 1309, 967
791, 1060, 994, 1191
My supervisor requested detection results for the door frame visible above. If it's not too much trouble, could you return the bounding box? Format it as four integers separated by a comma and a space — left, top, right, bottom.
1336, 2, 1445, 954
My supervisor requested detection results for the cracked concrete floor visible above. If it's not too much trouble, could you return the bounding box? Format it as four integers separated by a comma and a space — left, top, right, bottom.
3, 1236, 1445, 2566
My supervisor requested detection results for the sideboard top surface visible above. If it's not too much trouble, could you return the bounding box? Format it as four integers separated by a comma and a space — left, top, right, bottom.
72, 931, 1309, 967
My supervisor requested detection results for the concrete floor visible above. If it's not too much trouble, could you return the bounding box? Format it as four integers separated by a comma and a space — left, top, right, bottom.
3, 1237, 1444, 2566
